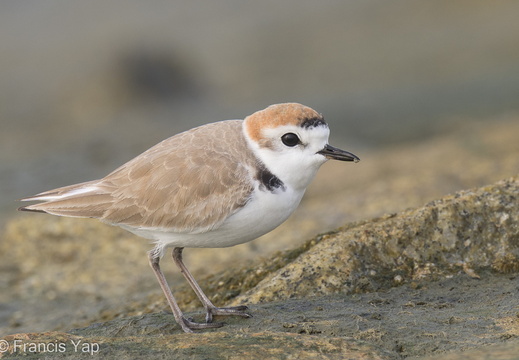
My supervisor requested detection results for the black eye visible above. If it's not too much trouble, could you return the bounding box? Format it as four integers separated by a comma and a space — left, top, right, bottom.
281, 133, 300, 147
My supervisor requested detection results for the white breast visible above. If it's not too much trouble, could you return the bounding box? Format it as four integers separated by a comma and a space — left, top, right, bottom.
123, 185, 305, 252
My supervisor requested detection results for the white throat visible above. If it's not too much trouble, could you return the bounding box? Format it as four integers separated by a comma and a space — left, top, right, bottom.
242, 123, 329, 191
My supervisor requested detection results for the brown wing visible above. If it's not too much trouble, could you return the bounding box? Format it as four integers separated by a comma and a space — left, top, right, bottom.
20, 120, 256, 233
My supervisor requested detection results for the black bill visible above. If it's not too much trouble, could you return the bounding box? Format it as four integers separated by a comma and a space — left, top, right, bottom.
317, 144, 360, 162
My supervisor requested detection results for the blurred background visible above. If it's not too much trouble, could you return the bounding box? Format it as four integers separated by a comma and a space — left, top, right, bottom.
2, 0, 519, 217
2, 0, 519, 335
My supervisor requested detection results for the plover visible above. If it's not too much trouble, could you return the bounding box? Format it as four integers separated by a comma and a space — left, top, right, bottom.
19, 103, 359, 333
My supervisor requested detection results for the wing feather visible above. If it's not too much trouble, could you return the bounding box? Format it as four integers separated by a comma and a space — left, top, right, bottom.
20, 120, 257, 234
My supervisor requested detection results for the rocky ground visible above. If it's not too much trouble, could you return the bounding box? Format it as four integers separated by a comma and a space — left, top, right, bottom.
1, 118, 518, 359
3, 272, 518, 359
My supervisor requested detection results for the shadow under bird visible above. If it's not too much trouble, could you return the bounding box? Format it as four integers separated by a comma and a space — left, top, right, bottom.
19, 103, 359, 333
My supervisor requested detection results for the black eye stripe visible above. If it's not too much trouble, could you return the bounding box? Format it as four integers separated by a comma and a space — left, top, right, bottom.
300, 116, 327, 129
281, 133, 300, 147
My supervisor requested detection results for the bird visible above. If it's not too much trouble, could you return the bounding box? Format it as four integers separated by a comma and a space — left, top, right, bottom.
19, 103, 360, 333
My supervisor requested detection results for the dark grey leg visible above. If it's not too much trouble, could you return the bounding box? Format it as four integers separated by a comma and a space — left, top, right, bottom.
172, 247, 251, 323
148, 251, 223, 332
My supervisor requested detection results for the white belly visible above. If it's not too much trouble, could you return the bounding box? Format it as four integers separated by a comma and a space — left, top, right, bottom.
123, 187, 305, 253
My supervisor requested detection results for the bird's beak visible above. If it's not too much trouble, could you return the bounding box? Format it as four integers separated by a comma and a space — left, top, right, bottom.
317, 144, 360, 162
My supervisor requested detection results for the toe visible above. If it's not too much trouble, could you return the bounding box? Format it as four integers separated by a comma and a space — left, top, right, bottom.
181, 317, 223, 331
208, 305, 252, 318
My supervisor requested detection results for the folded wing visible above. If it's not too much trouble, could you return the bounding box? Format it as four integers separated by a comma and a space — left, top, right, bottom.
20, 120, 256, 234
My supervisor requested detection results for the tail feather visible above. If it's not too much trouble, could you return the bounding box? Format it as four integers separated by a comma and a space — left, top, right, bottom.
18, 180, 112, 219
19, 180, 98, 202
18, 206, 47, 213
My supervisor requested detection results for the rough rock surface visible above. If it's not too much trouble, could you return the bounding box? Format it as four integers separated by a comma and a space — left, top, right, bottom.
1, 176, 518, 359
233, 177, 519, 305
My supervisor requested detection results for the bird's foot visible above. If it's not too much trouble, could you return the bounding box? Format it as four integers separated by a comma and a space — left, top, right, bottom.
180, 316, 224, 333
205, 305, 252, 323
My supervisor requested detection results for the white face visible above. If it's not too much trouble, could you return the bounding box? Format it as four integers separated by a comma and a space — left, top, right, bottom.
254, 124, 331, 190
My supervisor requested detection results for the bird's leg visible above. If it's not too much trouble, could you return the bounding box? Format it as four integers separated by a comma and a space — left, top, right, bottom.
172, 247, 251, 323
148, 251, 223, 333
